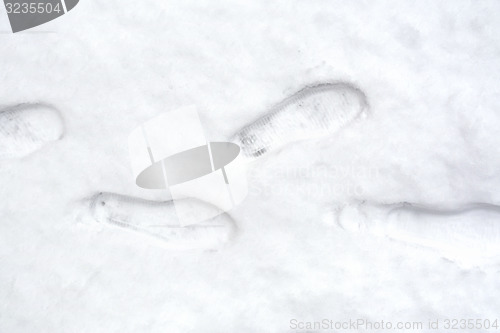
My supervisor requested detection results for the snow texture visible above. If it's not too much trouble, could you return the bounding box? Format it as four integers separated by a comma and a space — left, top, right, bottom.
336, 201, 500, 266
88, 192, 236, 251
0, 104, 63, 159
232, 82, 368, 159
1, 0, 500, 332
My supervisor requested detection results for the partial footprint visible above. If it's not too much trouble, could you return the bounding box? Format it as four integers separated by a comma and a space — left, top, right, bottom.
232, 82, 368, 159
335, 201, 500, 264
0, 103, 64, 159
83, 192, 237, 251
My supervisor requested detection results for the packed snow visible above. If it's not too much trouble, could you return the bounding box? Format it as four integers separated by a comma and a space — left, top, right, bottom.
1, 0, 500, 332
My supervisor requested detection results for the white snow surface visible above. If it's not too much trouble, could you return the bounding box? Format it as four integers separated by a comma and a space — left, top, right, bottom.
1, 0, 500, 332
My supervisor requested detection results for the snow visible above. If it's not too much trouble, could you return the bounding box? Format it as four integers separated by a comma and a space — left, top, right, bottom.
1, 0, 500, 332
